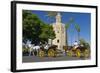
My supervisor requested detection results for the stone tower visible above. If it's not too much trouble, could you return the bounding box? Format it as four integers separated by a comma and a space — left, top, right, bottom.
52, 13, 66, 50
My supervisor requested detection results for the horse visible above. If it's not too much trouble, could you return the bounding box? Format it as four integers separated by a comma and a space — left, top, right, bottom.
31, 45, 40, 56
44, 44, 49, 50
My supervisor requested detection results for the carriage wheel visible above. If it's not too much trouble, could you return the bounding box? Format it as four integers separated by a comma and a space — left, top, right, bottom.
76, 49, 81, 58
48, 49, 55, 57
38, 50, 45, 57
83, 49, 90, 58
67, 50, 73, 57
54, 50, 57, 57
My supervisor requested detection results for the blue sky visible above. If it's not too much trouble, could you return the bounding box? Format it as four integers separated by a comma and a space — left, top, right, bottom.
31, 10, 91, 45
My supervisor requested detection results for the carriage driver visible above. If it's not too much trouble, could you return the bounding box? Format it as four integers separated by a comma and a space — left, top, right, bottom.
73, 41, 79, 50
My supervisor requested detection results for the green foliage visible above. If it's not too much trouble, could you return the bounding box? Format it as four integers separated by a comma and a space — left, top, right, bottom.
79, 38, 90, 49
39, 24, 55, 43
23, 10, 32, 21
65, 23, 70, 30
75, 24, 80, 43
47, 11, 57, 17
23, 10, 55, 44
65, 17, 74, 46
65, 17, 74, 30
46, 11, 58, 23
75, 24, 80, 32
69, 17, 74, 24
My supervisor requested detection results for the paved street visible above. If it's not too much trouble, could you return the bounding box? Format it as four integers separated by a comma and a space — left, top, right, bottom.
22, 55, 86, 63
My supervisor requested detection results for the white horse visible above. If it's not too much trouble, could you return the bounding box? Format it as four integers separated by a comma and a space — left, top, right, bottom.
32, 45, 40, 56
25, 41, 41, 56
25, 43, 33, 56
33, 46, 40, 50
44, 44, 49, 50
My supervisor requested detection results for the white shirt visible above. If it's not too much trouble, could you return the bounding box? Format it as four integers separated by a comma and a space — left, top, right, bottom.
73, 42, 78, 46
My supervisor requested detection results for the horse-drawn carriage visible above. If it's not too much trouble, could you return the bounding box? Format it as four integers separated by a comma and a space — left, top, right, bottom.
23, 41, 90, 58
38, 45, 63, 57
66, 45, 90, 58
22, 42, 63, 57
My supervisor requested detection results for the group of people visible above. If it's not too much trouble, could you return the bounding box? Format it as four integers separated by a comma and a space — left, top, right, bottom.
73, 41, 84, 50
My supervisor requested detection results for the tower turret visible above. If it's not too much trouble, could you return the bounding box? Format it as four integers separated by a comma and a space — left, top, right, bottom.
56, 13, 61, 24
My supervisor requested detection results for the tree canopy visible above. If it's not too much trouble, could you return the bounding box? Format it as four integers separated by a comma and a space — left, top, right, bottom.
23, 10, 55, 45
79, 38, 90, 49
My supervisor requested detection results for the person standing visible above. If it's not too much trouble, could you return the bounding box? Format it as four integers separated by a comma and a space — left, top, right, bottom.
73, 41, 79, 50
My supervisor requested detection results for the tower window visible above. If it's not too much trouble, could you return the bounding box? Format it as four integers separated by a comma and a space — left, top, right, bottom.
57, 39, 59, 43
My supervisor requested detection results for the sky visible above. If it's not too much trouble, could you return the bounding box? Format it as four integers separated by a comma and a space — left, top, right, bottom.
30, 10, 91, 45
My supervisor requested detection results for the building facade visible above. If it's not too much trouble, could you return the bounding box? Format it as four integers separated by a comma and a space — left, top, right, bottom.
52, 13, 66, 50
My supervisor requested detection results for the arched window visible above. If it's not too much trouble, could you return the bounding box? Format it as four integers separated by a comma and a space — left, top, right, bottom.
57, 39, 59, 43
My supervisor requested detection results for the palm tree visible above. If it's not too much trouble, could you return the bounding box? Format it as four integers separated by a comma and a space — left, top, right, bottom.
75, 24, 80, 43
65, 17, 74, 47
46, 11, 57, 23
47, 11, 57, 17
65, 23, 70, 47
